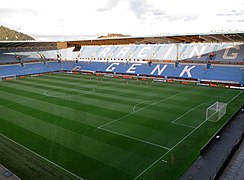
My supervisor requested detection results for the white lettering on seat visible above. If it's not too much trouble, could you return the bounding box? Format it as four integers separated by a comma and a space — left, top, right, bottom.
98, 48, 111, 57
150, 64, 168, 75
164, 46, 174, 58
223, 46, 240, 60
126, 64, 142, 73
106, 63, 120, 72
189, 46, 206, 58
179, 66, 196, 77
137, 47, 152, 58
116, 47, 131, 58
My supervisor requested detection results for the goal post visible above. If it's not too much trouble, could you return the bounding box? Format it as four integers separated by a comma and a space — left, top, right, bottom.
206, 102, 227, 122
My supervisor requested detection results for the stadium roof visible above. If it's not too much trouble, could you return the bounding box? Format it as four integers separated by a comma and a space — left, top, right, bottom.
0, 41, 57, 49
66, 31, 244, 47
0, 31, 244, 49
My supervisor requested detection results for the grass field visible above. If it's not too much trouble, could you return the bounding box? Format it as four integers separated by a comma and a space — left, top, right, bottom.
0, 73, 243, 180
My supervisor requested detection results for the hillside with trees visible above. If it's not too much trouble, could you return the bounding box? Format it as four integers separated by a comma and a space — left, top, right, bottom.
0, 26, 35, 41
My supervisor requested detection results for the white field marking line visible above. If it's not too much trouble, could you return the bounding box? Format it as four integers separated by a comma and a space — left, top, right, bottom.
227, 91, 243, 104
0, 88, 96, 109
206, 91, 243, 122
0, 83, 98, 108
0, 99, 35, 108
184, 91, 232, 100
0, 164, 21, 180
39, 78, 97, 90
43, 89, 64, 97
0, 133, 84, 180
98, 92, 182, 128
132, 100, 151, 112
0, 94, 48, 109
205, 91, 243, 121
171, 103, 204, 123
202, 103, 212, 106
43, 88, 96, 97
133, 119, 208, 180
207, 111, 220, 122
171, 103, 204, 128
98, 127, 171, 150
161, 160, 168, 163
172, 122, 196, 129
0, 89, 91, 109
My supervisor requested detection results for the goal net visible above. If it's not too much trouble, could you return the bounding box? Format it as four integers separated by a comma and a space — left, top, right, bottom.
206, 102, 227, 122
0, 74, 17, 82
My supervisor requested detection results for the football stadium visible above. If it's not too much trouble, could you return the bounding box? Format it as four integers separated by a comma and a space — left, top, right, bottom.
0, 30, 244, 180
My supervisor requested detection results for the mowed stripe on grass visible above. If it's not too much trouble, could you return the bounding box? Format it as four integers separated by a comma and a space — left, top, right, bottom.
0, 73, 243, 179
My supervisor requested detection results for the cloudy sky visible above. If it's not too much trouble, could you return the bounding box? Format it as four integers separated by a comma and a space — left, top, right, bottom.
1, 0, 244, 40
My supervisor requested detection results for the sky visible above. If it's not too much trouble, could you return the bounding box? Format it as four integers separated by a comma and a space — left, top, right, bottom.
0, 0, 244, 40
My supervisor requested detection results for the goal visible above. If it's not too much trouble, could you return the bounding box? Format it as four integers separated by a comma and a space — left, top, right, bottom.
0, 74, 17, 82
206, 102, 227, 122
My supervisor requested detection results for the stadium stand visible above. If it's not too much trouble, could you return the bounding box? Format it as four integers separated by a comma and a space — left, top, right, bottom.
74, 62, 243, 84
61, 61, 76, 71
0, 64, 24, 76
0, 33, 244, 87
78, 43, 244, 62
0, 50, 20, 64
46, 61, 63, 71
1, 58, 243, 86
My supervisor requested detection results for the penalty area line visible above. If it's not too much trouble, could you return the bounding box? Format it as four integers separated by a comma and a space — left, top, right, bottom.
133, 118, 208, 180
171, 103, 204, 124
227, 91, 243, 104
0, 133, 84, 180
98, 127, 171, 150
171, 103, 205, 128
171, 122, 196, 129
98, 92, 182, 129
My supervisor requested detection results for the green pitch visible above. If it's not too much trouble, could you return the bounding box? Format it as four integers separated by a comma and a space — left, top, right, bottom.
0, 73, 243, 180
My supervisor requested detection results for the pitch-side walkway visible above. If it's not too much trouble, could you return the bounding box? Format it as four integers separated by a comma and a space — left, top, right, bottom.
180, 107, 244, 180
219, 113, 244, 180
0, 164, 20, 180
